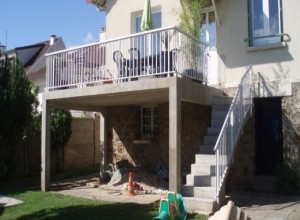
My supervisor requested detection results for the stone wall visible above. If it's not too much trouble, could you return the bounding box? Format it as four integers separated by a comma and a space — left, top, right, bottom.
226, 118, 256, 191
107, 102, 211, 175
282, 82, 300, 165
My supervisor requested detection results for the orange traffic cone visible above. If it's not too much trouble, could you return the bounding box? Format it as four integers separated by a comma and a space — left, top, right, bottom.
128, 171, 135, 196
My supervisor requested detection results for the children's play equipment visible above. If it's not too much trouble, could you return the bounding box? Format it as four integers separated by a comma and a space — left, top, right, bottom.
153, 192, 187, 220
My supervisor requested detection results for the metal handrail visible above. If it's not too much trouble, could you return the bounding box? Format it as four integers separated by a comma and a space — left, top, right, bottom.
45, 26, 209, 90
214, 65, 253, 204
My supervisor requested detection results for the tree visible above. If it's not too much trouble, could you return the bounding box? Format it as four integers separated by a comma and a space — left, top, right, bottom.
0, 56, 38, 179
50, 109, 72, 173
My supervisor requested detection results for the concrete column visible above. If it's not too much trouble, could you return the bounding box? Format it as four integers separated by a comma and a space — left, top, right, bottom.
41, 95, 51, 191
99, 110, 108, 181
169, 78, 181, 192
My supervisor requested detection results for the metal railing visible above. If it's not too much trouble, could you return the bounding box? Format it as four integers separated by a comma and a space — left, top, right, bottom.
45, 26, 208, 90
214, 65, 253, 202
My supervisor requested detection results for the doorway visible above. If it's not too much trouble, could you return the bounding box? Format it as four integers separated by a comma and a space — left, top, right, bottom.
254, 98, 283, 176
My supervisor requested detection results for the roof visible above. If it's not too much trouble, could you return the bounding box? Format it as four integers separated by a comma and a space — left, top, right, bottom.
1, 37, 66, 80
87, 0, 107, 11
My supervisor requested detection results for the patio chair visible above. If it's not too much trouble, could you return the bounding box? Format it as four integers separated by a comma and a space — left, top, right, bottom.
113, 50, 129, 81
128, 48, 141, 78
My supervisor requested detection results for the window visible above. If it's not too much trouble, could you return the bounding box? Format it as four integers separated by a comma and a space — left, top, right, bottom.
135, 11, 162, 57
248, 0, 282, 46
141, 106, 158, 138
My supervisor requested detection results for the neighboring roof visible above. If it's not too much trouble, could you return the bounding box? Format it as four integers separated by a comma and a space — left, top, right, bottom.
87, 0, 107, 11
1, 37, 66, 80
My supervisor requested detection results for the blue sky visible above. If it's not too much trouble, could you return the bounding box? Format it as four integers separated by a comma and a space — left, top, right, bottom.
0, 0, 106, 50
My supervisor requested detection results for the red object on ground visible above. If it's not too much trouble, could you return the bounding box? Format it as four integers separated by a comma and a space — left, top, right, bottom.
128, 172, 135, 195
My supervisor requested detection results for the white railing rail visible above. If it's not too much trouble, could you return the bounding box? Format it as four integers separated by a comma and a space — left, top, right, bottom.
45, 26, 208, 90
214, 65, 253, 202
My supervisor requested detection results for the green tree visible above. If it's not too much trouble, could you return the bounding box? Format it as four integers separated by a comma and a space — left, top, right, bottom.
0, 56, 37, 179
50, 109, 72, 173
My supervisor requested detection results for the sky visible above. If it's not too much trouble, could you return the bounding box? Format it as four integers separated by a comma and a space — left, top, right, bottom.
0, 0, 106, 50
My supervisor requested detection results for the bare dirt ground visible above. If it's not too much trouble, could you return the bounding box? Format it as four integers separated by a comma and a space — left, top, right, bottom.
50, 170, 169, 204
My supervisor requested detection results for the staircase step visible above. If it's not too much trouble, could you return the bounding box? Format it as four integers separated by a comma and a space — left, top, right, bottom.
183, 197, 217, 214
211, 110, 228, 119
204, 136, 218, 145
182, 186, 216, 199
186, 174, 216, 186
195, 154, 215, 164
207, 127, 221, 136
200, 145, 215, 154
191, 164, 215, 175
211, 119, 224, 127
212, 96, 233, 105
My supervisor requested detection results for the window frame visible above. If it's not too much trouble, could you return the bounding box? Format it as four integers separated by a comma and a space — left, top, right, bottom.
247, 0, 283, 47
140, 106, 158, 139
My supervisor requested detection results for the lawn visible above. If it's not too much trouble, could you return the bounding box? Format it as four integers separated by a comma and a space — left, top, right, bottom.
0, 166, 208, 220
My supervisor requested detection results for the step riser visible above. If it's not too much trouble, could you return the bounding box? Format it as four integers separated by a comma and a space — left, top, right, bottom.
184, 198, 217, 213
207, 128, 221, 136
212, 96, 233, 105
194, 187, 216, 199
212, 105, 230, 112
211, 111, 228, 119
182, 186, 216, 199
200, 145, 214, 154
204, 136, 218, 145
211, 120, 224, 127
195, 155, 215, 164
186, 175, 216, 186
191, 164, 215, 176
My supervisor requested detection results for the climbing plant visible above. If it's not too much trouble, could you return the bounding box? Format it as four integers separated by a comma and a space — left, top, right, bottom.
50, 108, 72, 173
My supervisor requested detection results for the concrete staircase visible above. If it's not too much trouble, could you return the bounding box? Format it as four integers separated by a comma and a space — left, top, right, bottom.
182, 96, 233, 215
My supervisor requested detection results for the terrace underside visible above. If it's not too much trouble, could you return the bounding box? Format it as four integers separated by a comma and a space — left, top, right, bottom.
41, 77, 224, 192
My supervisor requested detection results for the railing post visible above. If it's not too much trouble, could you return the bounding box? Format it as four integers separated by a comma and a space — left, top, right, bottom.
216, 148, 219, 198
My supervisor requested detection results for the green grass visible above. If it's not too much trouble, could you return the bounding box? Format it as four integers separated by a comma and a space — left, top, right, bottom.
1, 191, 158, 220
0, 166, 208, 220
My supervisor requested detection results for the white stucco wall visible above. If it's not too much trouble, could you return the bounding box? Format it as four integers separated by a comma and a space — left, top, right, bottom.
216, 0, 300, 91
105, 0, 181, 39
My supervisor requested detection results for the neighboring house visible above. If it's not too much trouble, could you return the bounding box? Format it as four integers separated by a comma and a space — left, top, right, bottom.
0, 35, 66, 110
41, 0, 300, 215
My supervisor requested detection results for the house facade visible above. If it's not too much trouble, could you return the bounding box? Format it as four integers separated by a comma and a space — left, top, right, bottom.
41, 0, 300, 214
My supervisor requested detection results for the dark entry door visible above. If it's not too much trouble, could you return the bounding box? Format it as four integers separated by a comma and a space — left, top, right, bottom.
255, 98, 283, 176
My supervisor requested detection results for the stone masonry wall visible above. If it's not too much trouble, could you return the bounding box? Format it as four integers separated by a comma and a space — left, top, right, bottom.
226, 118, 256, 191
282, 82, 300, 165
107, 102, 211, 175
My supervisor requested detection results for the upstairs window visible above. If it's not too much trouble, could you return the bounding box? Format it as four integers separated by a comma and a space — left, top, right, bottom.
248, 0, 282, 46
141, 106, 158, 138
135, 11, 162, 57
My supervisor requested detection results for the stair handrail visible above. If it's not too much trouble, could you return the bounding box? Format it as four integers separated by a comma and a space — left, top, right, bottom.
213, 65, 253, 204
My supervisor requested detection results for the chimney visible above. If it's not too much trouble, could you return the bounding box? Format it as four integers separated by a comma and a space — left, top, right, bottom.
99, 27, 106, 43
50, 35, 56, 45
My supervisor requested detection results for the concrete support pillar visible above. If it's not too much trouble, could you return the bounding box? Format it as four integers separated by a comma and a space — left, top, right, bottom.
169, 78, 181, 192
99, 110, 108, 181
41, 95, 51, 191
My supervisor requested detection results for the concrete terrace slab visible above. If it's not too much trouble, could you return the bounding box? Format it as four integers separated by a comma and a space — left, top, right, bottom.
0, 195, 23, 207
